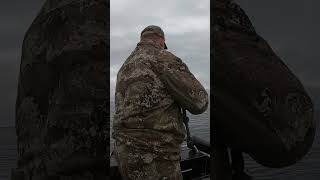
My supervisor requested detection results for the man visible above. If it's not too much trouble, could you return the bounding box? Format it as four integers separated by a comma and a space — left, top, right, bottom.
14, 0, 108, 179
213, 0, 315, 179
112, 25, 208, 180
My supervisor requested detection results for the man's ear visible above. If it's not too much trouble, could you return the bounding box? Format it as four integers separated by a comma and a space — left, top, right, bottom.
160, 37, 166, 49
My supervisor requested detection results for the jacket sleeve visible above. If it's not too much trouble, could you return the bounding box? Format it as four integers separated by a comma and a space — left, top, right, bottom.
156, 51, 208, 114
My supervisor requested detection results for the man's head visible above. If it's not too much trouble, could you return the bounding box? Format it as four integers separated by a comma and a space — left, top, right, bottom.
140, 25, 168, 49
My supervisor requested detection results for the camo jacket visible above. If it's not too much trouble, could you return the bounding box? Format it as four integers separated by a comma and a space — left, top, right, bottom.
112, 41, 208, 160
213, 0, 315, 167
14, 0, 108, 179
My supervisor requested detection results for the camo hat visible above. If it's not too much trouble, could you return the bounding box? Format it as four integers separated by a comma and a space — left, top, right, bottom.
141, 25, 168, 49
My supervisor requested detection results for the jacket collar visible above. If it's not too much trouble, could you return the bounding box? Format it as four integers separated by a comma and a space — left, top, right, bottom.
137, 40, 162, 50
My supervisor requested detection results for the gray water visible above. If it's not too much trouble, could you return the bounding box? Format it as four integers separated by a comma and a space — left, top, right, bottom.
1, 106, 319, 180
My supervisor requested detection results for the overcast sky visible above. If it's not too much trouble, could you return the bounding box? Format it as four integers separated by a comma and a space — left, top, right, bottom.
110, 0, 210, 101
237, 0, 320, 90
0, 0, 319, 126
0, 0, 43, 127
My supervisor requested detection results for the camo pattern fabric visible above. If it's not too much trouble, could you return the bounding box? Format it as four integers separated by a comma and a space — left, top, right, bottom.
114, 143, 182, 180
213, 0, 315, 167
112, 40, 208, 179
214, 0, 256, 34
14, 0, 108, 179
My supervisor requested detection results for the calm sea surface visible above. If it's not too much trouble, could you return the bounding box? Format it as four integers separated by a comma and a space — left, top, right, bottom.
0, 105, 319, 180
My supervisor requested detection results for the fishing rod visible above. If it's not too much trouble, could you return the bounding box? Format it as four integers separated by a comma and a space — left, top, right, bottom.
182, 108, 199, 154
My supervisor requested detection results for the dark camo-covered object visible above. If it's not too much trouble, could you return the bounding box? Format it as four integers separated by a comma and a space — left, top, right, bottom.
114, 143, 182, 180
213, 0, 315, 167
14, 0, 108, 179
112, 39, 208, 179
